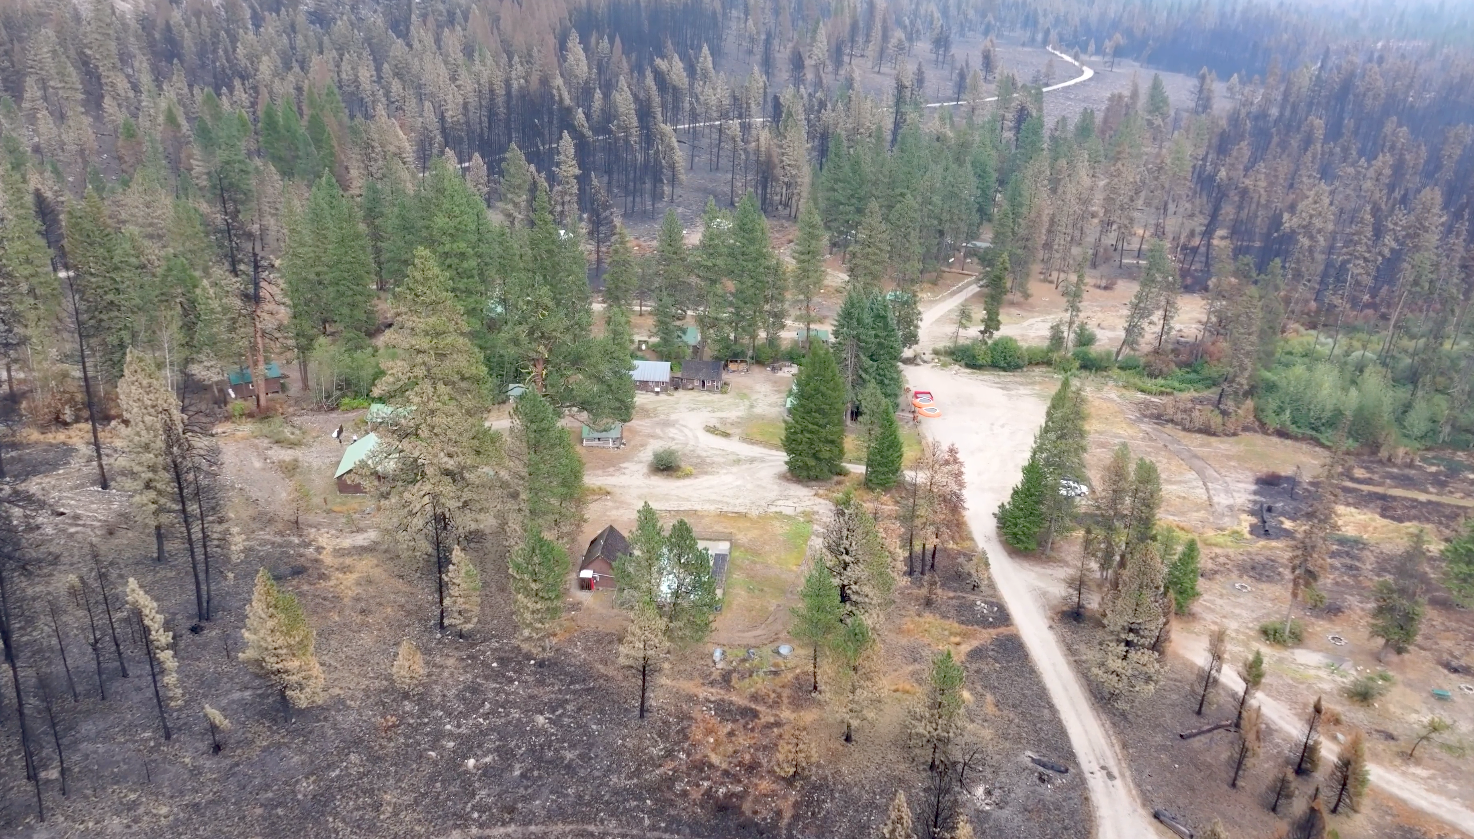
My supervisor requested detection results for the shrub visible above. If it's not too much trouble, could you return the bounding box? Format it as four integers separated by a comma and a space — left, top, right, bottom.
1047, 321, 1067, 353
338, 396, 372, 411
1073, 322, 1098, 348
228, 400, 250, 421
986, 336, 1025, 371
1073, 347, 1114, 372
1259, 620, 1304, 646
1143, 352, 1178, 379
949, 341, 987, 369
651, 447, 682, 472
1117, 354, 1144, 372
1024, 345, 1055, 366
1345, 672, 1393, 705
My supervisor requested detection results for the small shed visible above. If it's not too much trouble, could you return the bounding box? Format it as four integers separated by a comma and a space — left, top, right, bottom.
681, 325, 703, 357
579, 525, 630, 590
630, 359, 672, 392
676, 360, 724, 391
581, 423, 625, 448
335, 432, 380, 494
365, 403, 411, 426
223, 362, 286, 403
795, 328, 830, 345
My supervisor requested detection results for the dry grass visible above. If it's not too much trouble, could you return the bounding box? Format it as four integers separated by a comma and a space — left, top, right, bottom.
1335, 505, 1445, 549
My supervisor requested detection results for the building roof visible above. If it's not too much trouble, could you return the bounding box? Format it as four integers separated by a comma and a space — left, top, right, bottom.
581, 423, 624, 440
335, 432, 380, 479
227, 362, 284, 386
679, 360, 723, 381
630, 360, 671, 383
366, 403, 411, 425
506, 383, 528, 398
795, 328, 830, 342
681, 325, 701, 346
581, 525, 630, 571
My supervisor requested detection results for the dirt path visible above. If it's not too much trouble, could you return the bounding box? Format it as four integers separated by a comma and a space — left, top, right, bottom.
905, 363, 1158, 839
1136, 423, 1239, 528
1175, 634, 1474, 837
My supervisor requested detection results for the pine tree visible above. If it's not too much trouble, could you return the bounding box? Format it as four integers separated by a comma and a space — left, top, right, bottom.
997, 454, 1048, 551
616, 502, 666, 605
126, 578, 181, 738
203, 704, 231, 753
1196, 626, 1227, 714
500, 143, 533, 227
1442, 519, 1474, 608
618, 596, 669, 719
785, 343, 847, 480
1094, 543, 1168, 703
507, 530, 566, 644
551, 131, 582, 227
849, 201, 889, 294
240, 568, 327, 709
444, 545, 483, 636
879, 789, 916, 839
823, 491, 896, 625
792, 200, 827, 347
513, 387, 584, 542
373, 250, 495, 630
982, 254, 1009, 339
602, 226, 637, 353
914, 650, 966, 772
1236, 649, 1265, 727
283, 175, 376, 363
117, 351, 182, 567
1117, 242, 1161, 360
1230, 703, 1261, 788
1035, 376, 1090, 553
662, 519, 721, 643
865, 404, 904, 490
835, 615, 879, 743
1294, 696, 1324, 775
1166, 539, 1201, 614
863, 295, 904, 407
1371, 531, 1427, 657
791, 561, 842, 693
1328, 730, 1370, 813
391, 639, 425, 691
1285, 455, 1342, 639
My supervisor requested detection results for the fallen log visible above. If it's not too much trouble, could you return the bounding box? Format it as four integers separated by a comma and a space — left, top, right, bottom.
1179, 720, 1234, 740
1153, 809, 1193, 838
1029, 756, 1070, 774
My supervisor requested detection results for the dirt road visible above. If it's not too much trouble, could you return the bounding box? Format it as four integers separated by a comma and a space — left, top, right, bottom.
904, 364, 1159, 839
1176, 633, 1474, 837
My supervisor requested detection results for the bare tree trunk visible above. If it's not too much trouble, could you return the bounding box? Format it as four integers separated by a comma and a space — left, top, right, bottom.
46, 602, 78, 701
93, 554, 128, 677
137, 612, 171, 741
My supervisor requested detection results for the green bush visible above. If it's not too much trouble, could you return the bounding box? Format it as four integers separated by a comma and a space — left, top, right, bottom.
651, 447, 682, 472
338, 396, 372, 411
986, 336, 1025, 371
1073, 322, 1097, 348
1024, 345, 1054, 366
1259, 619, 1303, 646
1345, 671, 1393, 705
1117, 354, 1144, 372
949, 341, 987, 369
1073, 347, 1114, 372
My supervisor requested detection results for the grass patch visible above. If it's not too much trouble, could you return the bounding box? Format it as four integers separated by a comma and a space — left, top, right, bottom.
899, 614, 975, 649
1345, 671, 1393, 705
741, 418, 785, 449
681, 513, 812, 632
254, 416, 305, 447
1259, 620, 1304, 646
1202, 528, 1253, 549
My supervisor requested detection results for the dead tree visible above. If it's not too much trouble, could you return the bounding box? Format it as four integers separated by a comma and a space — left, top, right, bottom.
1, 553, 43, 820
34, 673, 67, 796
46, 601, 78, 701
70, 576, 107, 699
92, 550, 128, 678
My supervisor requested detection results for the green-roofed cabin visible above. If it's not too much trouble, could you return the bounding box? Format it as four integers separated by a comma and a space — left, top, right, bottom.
335, 432, 380, 494
680, 325, 703, 357
220, 362, 287, 404
795, 327, 830, 345
580, 422, 624, 449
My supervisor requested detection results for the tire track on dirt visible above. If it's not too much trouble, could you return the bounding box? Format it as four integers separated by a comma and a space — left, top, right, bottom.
1136, 422, 1239, 529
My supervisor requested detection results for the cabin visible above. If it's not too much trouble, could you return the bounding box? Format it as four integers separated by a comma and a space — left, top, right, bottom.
335, 432, 380, 494
581, 423, 625, 448
630, 360, 671, 392
365, 403, 411, 427
578, 525, 630, 590
221, 362, 287, 403
675, 360, 724, 391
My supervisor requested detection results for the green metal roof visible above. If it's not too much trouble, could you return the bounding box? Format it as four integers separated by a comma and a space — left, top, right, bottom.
335, 432, 380, 479
227, 363, 283, 386
795, 328, 830, 342
681, 325, 701, 345
581, 423, 624, 440
366, 403, 410, 424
